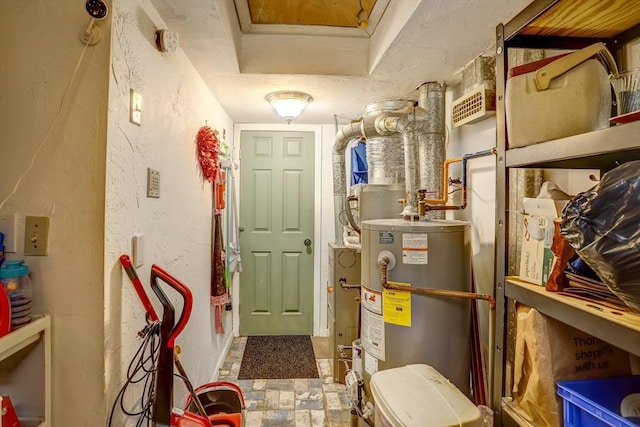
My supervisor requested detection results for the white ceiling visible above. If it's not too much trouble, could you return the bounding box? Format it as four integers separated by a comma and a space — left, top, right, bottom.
150, 0, 532, 125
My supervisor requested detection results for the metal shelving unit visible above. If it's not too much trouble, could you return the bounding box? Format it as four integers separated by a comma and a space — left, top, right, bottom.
506, 278, 640, 356
492, 1, 640, 425
505, 120, 640, 169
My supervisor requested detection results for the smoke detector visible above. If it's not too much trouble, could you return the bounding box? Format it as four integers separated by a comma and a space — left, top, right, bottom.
451, 84, 496, 127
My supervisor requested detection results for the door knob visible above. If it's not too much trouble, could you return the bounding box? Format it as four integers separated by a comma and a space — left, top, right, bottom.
239, 227, 245, 232
304, 239, 312, 247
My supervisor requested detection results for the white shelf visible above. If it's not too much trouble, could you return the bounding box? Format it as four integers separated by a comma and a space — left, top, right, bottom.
0, 315, 50, 362
506, 120, 640, 169
0, 314, 51, 427
505, 278, 640, 355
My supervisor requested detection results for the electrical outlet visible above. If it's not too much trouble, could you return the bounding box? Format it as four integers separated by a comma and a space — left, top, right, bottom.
0, 214, 16, 252
24, 216, 50, 256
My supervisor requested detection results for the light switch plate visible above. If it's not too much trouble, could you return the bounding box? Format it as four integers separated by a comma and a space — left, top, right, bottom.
147, 168, 160, 198
130, 89, 142, 126
24, 216, 49, 256
132, 233, 144, 268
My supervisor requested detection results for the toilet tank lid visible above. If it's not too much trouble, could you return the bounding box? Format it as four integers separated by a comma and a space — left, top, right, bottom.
370, 364, 481, 427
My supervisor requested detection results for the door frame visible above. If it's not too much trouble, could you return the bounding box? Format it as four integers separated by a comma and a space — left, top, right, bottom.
232, 124, 323, 337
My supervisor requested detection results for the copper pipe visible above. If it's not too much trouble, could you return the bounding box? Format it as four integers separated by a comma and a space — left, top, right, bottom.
377, 255, 496, 403
423, 157, 462, 204
424, 185, 469, 212
378, 256, 494, 307
424, 148, 496, 213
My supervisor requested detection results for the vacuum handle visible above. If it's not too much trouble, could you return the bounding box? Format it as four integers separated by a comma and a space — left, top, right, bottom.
151, 264, 193, 348
119, 254, 159, 322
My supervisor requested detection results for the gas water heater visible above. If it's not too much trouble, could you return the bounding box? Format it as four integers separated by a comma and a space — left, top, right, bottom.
359, 218, 472, 395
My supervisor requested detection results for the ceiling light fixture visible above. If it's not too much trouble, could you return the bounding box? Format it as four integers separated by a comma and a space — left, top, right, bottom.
356, 0, 369, 29
266, 91, 313, 123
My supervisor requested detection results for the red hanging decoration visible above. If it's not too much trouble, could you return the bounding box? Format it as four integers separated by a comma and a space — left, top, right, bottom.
196, 125, 220, 182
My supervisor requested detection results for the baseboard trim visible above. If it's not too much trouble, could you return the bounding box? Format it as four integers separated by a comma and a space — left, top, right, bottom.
212, 331, 235, 381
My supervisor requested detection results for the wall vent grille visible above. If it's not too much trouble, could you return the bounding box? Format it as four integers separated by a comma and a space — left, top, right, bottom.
451, 85, 496, 127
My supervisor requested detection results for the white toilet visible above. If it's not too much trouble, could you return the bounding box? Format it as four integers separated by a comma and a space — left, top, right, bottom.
370, 364, 482, 427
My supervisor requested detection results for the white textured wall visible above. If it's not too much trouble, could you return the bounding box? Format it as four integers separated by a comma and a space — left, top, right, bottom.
445, 87, 498, 394
0, 0, 110, 424
104, 0, 234, 424
1, 0, 235, 424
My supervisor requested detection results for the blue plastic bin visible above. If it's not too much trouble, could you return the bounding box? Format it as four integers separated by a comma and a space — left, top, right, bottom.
557, 376, 640, 427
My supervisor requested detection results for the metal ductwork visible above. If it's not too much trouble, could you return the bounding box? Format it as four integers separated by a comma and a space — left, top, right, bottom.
375, 108, 428, 219
332, 85, 446, 244
333, 121, 364, 244
418, 82, 447, 220
363, 100, 411, 186
332, 100, 412, 245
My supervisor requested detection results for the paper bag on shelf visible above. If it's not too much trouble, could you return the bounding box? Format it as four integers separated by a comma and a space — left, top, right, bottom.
511, 305, 631, 427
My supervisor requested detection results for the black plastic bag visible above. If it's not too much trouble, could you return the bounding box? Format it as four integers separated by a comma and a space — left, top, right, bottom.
561, 160, 640, 312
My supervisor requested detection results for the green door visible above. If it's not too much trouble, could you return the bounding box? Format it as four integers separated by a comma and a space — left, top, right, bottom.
239, 131, 315, 335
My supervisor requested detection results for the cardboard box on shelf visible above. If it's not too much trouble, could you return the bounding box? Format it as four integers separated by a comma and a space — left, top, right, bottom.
519, 198, 568, 286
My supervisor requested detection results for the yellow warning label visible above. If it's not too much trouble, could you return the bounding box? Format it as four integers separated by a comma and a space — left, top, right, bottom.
383, 281, 412, 327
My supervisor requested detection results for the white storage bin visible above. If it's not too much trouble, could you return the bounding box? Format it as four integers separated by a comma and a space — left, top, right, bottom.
370, 364, 481, 427
506, 43, 615, 148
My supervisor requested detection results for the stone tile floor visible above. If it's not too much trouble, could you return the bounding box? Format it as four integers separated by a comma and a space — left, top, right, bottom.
217, 336, 352, 427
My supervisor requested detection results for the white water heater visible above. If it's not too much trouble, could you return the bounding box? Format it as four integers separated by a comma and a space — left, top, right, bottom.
360, 218, 472, 395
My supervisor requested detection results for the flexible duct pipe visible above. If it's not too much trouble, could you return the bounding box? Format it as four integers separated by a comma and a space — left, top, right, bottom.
332, 101, 413, 244
364, 100, 412, 185
375, 108, 428, 218
401, 124, 420, 219
333, 121, 364, 244
417, 82, 446, 220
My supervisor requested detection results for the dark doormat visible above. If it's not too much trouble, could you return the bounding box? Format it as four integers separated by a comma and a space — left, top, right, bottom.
237, 335, 319, 379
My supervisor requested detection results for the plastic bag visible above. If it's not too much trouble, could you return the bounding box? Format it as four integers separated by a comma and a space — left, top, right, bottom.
561, 160, 640, 312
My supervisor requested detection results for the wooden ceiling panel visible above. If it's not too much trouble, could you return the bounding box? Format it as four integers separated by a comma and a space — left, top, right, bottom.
521, 0, 640, 38
248, 0, 377, 28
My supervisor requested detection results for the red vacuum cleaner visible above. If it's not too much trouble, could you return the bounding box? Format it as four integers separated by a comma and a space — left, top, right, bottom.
118, 254, 245, 427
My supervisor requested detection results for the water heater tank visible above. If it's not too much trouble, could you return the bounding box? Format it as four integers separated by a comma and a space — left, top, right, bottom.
360, 219, 472, 395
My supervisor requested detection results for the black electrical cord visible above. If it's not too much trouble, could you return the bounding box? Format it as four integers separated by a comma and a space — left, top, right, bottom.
108, 321, 162, 427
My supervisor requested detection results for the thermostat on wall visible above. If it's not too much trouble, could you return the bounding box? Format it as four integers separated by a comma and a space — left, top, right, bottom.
147, 168, 160, 198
